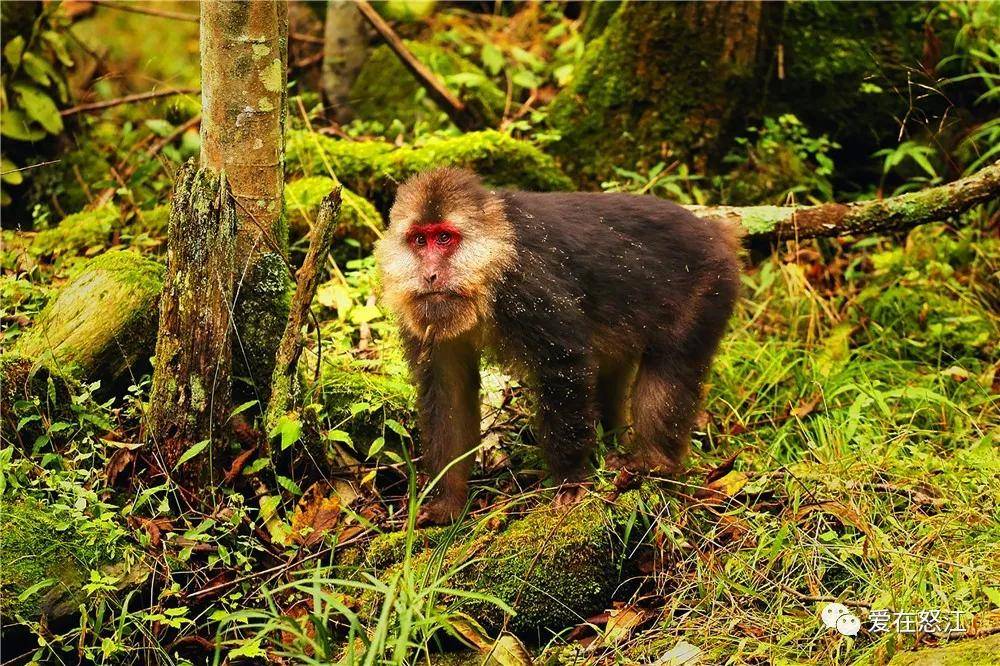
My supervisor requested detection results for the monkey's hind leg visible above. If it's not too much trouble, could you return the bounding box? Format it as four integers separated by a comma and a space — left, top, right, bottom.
596, 356, 638, 441
622, 355, 705, 473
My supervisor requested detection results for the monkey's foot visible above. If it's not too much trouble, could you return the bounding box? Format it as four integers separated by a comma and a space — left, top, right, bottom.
416, 496, 465, 526
553, 482, 589, 508
606, 451, 679, 475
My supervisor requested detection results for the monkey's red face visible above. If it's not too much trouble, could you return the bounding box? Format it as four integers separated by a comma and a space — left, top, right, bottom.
376, 168, 516, 342
405, 221, 464, 294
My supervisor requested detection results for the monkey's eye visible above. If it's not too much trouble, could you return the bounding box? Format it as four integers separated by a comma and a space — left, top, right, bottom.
413, 234, 427, 247
436, 231, 452, 245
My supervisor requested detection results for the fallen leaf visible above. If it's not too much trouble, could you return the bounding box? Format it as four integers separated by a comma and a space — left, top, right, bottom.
791, 391, 823, 419
704, 449, 741, 485
652, 641, 702, 665
484, 634, 532, 666
603, 604, 648, 644
105, 448, 134, 486
223, 446, 257, 484
291, 483, 341, 547
705, 470, 748, 498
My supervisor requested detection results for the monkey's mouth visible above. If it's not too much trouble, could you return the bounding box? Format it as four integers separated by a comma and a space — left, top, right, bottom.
415, 288, 471, 300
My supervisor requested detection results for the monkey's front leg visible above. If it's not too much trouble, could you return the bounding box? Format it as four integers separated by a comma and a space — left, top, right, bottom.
411, 337, 481, 525
536, 362, 597, 506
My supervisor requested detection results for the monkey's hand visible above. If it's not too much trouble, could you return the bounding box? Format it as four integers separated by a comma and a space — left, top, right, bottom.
553, 482, 589, 509
416, 496, 465, 526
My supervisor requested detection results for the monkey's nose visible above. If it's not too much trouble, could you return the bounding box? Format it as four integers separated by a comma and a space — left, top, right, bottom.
425, 273, 438, 286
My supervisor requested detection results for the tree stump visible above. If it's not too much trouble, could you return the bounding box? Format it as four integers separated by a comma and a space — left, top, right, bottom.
149, 162, 236, 488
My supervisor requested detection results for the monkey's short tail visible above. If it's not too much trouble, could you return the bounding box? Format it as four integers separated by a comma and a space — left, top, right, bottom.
717, 218, 747, 264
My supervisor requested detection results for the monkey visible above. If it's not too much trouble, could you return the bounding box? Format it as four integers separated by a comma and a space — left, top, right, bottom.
375, 168, 743, 525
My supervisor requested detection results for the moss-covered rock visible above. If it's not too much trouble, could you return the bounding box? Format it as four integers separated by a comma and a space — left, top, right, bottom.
887, 635, 1000, 666
286, 129, 572, 209
286, 176, 382, 249
13, 250, 165, 385
316, 359, 416, 440
0, 495, 145, 621
351, 42, 505, 129
363, 491, 651, 635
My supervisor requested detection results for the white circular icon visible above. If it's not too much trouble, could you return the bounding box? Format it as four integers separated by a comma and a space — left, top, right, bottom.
821, 603, 850, 629
836, 613, 861, 636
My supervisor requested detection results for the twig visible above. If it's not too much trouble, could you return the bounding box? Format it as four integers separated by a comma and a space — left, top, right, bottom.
265, 186, 343, 429
61, 88, 198, 117
93, 115, 201, 208
0, 159, 61, 176
291, 32, 324, 45
91, 1, 323, 44
91, 0, 198, 22
355, 0, 481, 131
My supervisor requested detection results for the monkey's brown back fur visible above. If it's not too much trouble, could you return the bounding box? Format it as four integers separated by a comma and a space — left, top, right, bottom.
377, 169, 742, 523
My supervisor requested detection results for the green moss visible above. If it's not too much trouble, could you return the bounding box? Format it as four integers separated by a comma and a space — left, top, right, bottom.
131, 204, 171, 239
351, 41, 505, 129
773, 1, 927, 172
14, 250, 165, 384
548, 2, 761, 181
233, 251, 291, 394
287, 129, 572, 208
363, 490, 653, 634
0, 354, 75, 441
285, 176, 382, 248
317, 360, 416, 438
1, 497, 97, 619
888, 635, 1000, 666
736, 205, 794, 235
28, 204, 120, 257
458, 498, 617, 631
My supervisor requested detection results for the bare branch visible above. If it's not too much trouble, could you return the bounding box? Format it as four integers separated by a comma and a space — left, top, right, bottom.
355, 0, 481, 131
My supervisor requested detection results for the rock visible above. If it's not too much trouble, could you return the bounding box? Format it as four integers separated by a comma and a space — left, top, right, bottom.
887, 635, 1000, 666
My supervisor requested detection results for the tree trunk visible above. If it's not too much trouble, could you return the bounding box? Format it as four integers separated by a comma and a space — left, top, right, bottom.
149, 162, 236, 487
321, 0, 369, 124
548, 1, 774, 182
200, 0, 290, 397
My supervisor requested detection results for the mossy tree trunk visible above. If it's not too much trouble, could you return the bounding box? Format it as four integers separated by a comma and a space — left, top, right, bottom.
549, 1, 775, 183
200, 0, 290, 399
322, 0, 369, 124
149, 162, 236, 488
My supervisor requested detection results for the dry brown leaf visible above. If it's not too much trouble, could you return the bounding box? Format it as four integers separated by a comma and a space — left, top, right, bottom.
292, 483, 342, 547
603, 604, 648, 644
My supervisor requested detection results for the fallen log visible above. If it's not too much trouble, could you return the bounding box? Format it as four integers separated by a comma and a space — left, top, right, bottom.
688, 160, 1000, 241
12, 250, 165, 384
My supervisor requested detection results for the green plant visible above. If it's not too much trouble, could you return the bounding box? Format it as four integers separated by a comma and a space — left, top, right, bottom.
723, 113, 840, 204
1, 2, 75, 205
